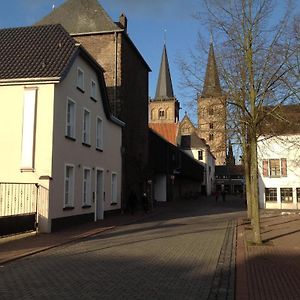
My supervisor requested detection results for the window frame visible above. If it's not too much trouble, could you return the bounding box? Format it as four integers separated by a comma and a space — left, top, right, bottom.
82, 108, 91, 146
77, 67, 85, 92
265, 188, 277, 202
82, 167, 92, 207
111, 172, 118, 205
96, 116, 103, 151
65, 98, 76, 140
64, 164, 75, 209
90, 79, 97, 101
280, 187, 293, 203
296, 188, 300, 203
198, 150, 203, 160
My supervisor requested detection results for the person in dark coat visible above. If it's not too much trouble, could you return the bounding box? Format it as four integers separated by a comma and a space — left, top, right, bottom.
142, 192, 149, 213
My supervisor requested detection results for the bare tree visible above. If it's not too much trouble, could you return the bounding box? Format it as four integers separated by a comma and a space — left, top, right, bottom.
179, 0, 299, 244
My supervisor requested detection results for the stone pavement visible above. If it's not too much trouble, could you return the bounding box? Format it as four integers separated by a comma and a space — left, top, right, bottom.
1, 196, 299, 299
236, 210, 300, 300
0, 197, 244, 300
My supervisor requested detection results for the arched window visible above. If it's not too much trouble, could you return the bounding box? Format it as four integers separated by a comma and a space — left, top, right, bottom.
159, 109, 165, 118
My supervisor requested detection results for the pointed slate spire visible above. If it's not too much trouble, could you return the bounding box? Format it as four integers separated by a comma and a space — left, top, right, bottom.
202, 43, 222, 98
155, 44, 174, 100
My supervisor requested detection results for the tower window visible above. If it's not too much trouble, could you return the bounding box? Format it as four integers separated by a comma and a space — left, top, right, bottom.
198, 150, 203, 160
159, 110, 165, 118
209, 133, 214, 141
209, 108, 214, 115
209, 123, 214, 129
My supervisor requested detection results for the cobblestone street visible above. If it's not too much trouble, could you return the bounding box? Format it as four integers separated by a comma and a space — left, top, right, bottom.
0, 198, 245, 300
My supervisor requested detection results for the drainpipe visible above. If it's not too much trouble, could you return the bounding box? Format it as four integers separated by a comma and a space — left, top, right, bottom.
114, 31, 118, 116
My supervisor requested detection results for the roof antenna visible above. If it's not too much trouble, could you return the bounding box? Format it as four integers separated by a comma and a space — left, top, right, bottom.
164, 29, 167, 45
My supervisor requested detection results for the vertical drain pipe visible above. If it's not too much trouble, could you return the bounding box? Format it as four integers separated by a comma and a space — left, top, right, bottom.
114, 31, 118, 116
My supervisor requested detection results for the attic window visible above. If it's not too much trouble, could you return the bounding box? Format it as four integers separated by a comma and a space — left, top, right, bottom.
77, 67, 84, 92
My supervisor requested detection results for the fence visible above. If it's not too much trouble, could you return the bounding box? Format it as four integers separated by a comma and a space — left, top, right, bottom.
0, 183, 39, 217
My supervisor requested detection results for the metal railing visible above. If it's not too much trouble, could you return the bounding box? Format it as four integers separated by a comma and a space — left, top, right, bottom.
0, 183, 38, 217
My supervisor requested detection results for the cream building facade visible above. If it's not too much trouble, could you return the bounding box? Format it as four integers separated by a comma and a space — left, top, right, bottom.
0, 24, 123, 232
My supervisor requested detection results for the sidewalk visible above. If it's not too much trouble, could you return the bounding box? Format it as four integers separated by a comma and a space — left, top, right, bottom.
0, 209, 162, 265
236, 211, 300, 300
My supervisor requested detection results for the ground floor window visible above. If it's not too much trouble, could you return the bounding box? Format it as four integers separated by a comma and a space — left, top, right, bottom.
64, 164, 75, 208
265, 188, 277, 202
296, 188, 300, 202
280, 188, 293, 203
111, 173, 118, 204
83, 168, 92, 207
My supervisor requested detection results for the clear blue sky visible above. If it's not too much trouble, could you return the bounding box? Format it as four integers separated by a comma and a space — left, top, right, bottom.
0, 0, 204, 118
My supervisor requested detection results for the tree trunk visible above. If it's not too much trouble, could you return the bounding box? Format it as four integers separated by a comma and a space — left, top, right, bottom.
250, 132, 262, 244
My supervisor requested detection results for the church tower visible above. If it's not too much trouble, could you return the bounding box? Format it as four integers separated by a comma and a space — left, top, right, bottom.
198, 43, 226, 165
149, 44, 180, 124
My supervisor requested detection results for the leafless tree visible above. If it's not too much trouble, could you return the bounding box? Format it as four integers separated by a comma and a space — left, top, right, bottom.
179, 0, 299, 244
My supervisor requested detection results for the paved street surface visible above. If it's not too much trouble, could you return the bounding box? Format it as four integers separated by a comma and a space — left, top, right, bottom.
0, 197, 245, 300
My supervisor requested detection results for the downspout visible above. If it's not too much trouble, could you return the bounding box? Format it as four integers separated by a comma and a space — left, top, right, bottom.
114, 31, 118, 116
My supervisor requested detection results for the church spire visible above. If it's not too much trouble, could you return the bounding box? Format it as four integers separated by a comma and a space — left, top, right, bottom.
155, 44, 174, 100
201, 43, 222, 98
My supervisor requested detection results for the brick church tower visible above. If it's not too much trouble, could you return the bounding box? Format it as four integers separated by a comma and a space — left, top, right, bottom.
149, 44, 180, 124
197, 43, 226, 165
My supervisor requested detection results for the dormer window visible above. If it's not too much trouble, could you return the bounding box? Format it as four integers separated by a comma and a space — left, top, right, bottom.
77, 67, 84, 92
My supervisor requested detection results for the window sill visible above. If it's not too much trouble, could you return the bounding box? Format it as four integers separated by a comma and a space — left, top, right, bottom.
77, 86, 85, 93
65, 135, 76, 141
82, 205, 92, 209
110, 202, 118, 206
63, 206, 74, 211
90, 96, 97, 102
96, 147, 103, 152
82, 142, 91, 148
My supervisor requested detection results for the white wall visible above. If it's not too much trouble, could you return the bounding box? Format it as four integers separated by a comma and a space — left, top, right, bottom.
51, 55, 123, 222
258, 135, 300, 209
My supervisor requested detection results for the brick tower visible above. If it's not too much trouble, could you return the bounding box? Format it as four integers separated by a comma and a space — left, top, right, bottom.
198, 43, 226, 165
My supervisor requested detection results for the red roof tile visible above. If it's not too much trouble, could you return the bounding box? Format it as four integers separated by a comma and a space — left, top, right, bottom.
149, 123, 179, 145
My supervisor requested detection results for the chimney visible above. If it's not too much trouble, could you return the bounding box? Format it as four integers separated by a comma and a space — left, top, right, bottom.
119, 13, 127, 33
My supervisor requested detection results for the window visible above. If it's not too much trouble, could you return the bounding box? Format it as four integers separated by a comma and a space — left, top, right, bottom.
280, 188, 293, 203
64, 165, 75, 208
83, 109, 91, 145
21, 88, 37, 171
263, 159, 287, 177
209, 133, 214, 141
111, 173, 118, 204
209, 108, 214, 115
198, 150, 203, 160
159, 110, 165, 118
265, 188, 277, 202
83, 168, 92, 207
297, 188, 300, 202
209, 123, 214, 129
90, 79, 97, 100
77, 67, 84, 92
66, 98, 76, 139
270, 159, 280, 177
96, 117, 103, 150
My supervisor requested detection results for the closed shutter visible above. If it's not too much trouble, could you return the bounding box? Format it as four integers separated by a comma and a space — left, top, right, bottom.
281, 158, 287, 177
263, 160, 269, 177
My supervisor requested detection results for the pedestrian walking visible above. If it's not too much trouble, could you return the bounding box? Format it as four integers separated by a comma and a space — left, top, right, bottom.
142, 192, 149, 213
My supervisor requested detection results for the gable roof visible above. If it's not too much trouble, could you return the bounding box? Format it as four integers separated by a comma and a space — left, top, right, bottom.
0, 23, 124, 127
0, 24, 77, 82
36, 0, 120, 34
180, 132, 206, 149
260, 104, 300, 135
155, 44, 174, 100
149, 123, 179, 145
